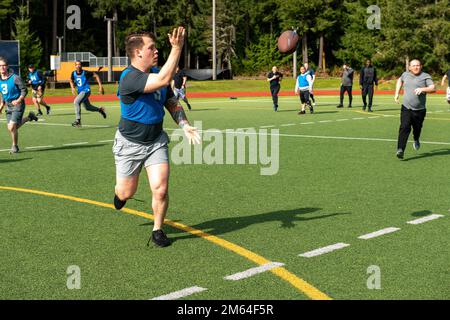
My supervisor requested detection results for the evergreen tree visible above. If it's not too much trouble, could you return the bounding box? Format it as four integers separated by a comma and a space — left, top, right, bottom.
12, 5, 42, 76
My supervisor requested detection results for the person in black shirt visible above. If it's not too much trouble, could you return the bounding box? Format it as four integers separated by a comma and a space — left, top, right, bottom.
359, 59, 378, 112
171, 66, 192, 110
267, 66, 282, 111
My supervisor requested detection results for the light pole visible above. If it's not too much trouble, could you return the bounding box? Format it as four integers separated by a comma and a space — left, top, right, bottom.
212, 0, 217, 80
56, 36, 64, 56
104, 16, 116, 82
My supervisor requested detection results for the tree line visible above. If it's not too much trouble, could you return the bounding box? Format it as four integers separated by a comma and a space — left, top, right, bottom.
0, 0, 448, 78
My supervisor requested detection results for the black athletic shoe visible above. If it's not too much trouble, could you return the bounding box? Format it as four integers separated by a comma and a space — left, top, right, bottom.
72, 120, 81, 127
309, 105, 314, 114
149, 229, 171, 247
298, 110, 306, 115
187, 104, 192, 110
336, 104, 343, 108
348, 105, 352, 108
45, 106, 51, 115
28, 111, 38, 122
368, 108, 373, 112
114, 194, 127, 210
99, 107, 107, 119
37, 109, 43, 116
396, 148, 404, 159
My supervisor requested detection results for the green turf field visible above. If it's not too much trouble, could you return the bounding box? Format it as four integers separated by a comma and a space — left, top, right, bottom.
1, 93, 449, 300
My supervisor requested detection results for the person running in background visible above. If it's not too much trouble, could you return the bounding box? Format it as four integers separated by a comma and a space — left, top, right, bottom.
27, 64, 51, 116
394, 59, 435, 159
337, 64, 354, 108
440, 68, 450, 104
267, 66, 283, 111
0, 56, 38, 154
69, 60, 107, 127
295, 66, 313, 114
171, 66, 192, 110
360, 59, 378, 112
304, 62, 316, 106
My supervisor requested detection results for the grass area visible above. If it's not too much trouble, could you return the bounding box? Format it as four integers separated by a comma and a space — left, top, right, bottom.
1, 94, 449, 299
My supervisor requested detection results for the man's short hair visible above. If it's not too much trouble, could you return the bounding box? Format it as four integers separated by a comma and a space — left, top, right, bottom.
409, 59, 421, 66
125, 31, 157, 59
0, 56, 8, 65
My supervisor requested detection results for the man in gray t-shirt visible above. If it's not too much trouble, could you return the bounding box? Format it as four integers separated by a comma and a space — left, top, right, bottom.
394, 59, 435, 159
337, 64, 354, 108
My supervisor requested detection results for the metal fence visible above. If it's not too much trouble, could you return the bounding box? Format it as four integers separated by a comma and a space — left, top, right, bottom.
61, 52, 129, 67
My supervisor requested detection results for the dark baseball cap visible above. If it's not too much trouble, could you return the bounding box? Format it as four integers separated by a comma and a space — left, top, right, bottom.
28, 64, 35, 68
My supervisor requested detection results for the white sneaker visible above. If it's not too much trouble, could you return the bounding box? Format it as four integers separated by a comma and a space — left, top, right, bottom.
413, 140, 420, 150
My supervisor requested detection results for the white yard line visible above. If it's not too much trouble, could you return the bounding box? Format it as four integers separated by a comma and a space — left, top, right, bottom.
357, 227, 401, 240
150, 286, 207, 300
62, 142, 89, 146
299, 243, 350, 258
25, 145, 54, 150
224, 262, 285, 281
407, 214, 444, 225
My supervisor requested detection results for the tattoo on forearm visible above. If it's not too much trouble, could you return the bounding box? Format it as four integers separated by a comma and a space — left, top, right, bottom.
167, 98, 188, 127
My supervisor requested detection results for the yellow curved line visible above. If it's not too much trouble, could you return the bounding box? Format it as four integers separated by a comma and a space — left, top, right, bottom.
0, 185, 331, 300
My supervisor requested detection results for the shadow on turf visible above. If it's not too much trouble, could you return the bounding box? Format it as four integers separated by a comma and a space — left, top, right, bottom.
0, 157, 33, 163
402, 148, 450, 161
411, 210, 433, 217
140, 207, 351, 242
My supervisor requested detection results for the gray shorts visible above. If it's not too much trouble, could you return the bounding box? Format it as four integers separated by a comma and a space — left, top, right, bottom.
6, 102, 25, 124
113, 130, 170, 178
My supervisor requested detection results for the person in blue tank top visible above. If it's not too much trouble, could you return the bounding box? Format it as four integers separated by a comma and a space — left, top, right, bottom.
295, 66, 313, 114
69, 60, 106, 127
113, 28, 200, 248
0, 56, 38, 154
27, 64, 51, 116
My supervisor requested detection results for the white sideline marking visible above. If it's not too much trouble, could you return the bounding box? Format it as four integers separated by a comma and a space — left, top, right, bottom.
25, 145, 54, 150
281, 123, 295, 127
299, 243, 350, 258
336, 119, 349, 121
0, 148, 11, 152
98, 140, 114, 143
300, 122, 314, 125
319, 120, 332, 123
224, 262, 285, 281
352, 117, 364, 120
151, 286, 207, 300
63, 142, 89, 146
260, 125, 275, 128
28, 122, 111, 128
357, 227, 400, 240
407, 214, 444, 225
368, 116, 380, 119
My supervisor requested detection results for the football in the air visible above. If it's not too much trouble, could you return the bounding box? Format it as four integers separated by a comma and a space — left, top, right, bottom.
277, 30, 299, 54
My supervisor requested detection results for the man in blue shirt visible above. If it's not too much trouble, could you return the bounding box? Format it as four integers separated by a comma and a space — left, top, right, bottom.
27, 64, 51, 116
113, 28, 200, 247
0, 56, 38, 154
69, 61, 106, 127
